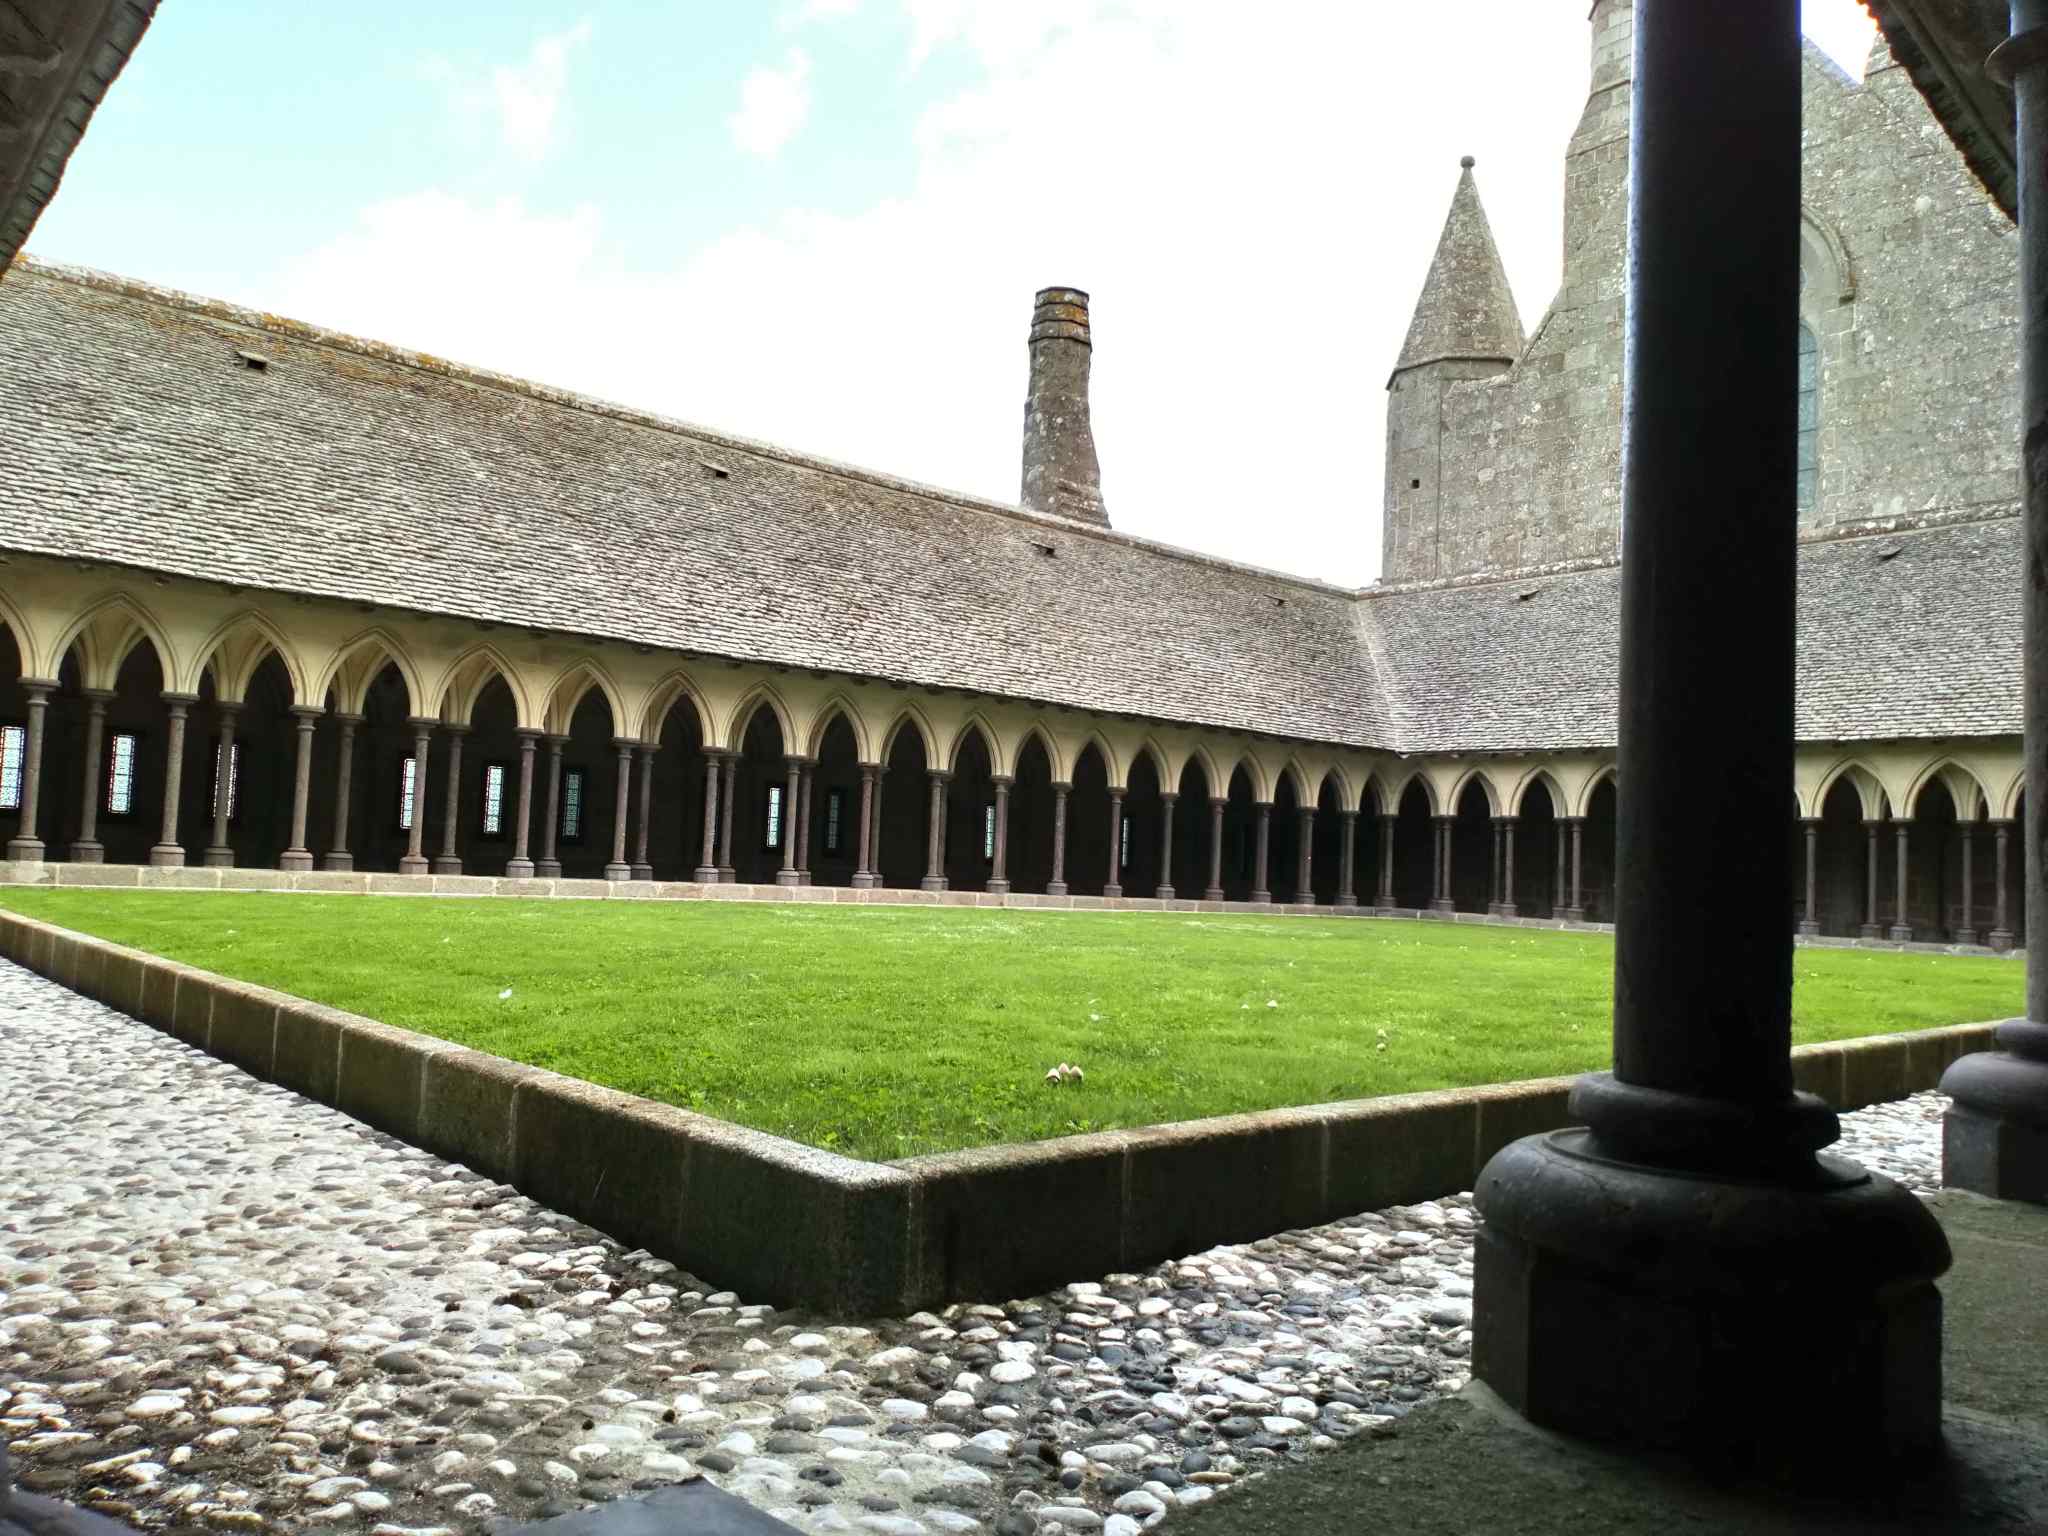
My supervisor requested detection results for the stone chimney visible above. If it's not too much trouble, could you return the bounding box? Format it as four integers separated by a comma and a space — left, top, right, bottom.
1020, 287, 1109, 526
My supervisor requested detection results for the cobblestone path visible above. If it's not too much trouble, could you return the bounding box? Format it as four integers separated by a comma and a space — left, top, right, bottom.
0, 961, 1947, 1536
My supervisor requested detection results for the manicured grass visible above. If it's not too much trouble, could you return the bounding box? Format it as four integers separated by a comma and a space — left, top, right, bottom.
0, 890, 2020, 1160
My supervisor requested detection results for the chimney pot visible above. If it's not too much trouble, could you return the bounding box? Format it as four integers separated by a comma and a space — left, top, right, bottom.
1021, 286, 1109, 527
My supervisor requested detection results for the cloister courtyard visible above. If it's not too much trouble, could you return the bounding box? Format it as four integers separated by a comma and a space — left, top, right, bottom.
0, 891, 2016, 1159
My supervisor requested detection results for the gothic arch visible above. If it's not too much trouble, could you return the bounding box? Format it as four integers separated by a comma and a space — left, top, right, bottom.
947, 713, 1000, 774
641, 667, 713, 745
1015, 720, 1064, 782
1998, 765, 2026, 821
193, 609, 313, 704
1447, 765, 1504, 818
802, 693, 871, 762
1315, 765, 1355, 810
1072, 729, 1123, 789
1132, 735, 1174, 791
1390, 767, 1437, 816
1218, 750, 1270, 804
1799, 204, 1856, 310
48, 591, 176, 690
436, 644, 535, 729
879, 704, 938, 767
1179, 744, 1222, 802
543, 658, 630, 738
1810, 757, 1886, 821
316, 627, 425, 716
1512, 765, 1569, 818
1573, 764, 1618, 819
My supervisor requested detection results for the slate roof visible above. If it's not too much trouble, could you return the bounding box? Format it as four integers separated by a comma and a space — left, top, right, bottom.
1391, 159, 1525, 378
1864, 0, 2015, 219
0, 260, 2021, 757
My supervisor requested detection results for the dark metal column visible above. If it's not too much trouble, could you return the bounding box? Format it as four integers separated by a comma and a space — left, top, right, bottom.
718, 751, 738, 883
989, 774, 1013, 895
1993, 818, 2014, 948
1155, 789, 1175, 900
1103, 788, 1124, 898
1204, 796, 1225, 901
695, 752, 722, 883
1565, 817, 1585, 921
280, 706, 319, 871
323, 713, 361, 872
1944, 1, 2048, 1200
434, 723, 468, 875
1473, 0, 1947, 1465
1488, 818, 1504, 914
1799, 817, 1820, 936
508, 729, 539, 879
1047, 782, 1070, 896
3, 679, 52, 861
1430, 815, 1453, 913
68, 688, 111, 863
866, 767, 885, 888
1250, 803, 1271, 903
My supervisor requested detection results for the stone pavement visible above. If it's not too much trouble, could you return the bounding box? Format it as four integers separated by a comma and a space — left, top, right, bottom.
0, 960, 1950, 1535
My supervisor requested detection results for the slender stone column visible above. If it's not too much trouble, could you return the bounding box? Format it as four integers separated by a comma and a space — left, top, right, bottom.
280, 706, 320, 871
202, 701, 241, 868
323, 713, 361, 872
605, 740, 636, 882
1294, 807, 1314, 904
852, 765, 878, 889
794, 759, 814, 885
1377, 813, 1395, 909
1250, 803, 1272, 904
775, 756, 802, 886
1047, 782, 1070, 896
1888, 823, 1914, 942
1337, 810, 1357, 907
150, 692, 198, 867
1429, 815, 1454, 913
1991, 819, 2014, 950
694, 750, 722, 883
536, 735, 566, 878
68, 688, 113, 863
1476, 0, 1947, 1465
1204, 796, 1225, 902
1860, 819, 1882, 939
1554, 821, 1567, 914
1103, 789, 1124, 898
719, 752, 738, 882
1798, 818, 1820, 936
1154, 790, 1176, 900
1500, 817, 1518, 919
633, 743, 657, 881
3, 679, 54, 862
433, 724, 469, 876
1945, 2, 2048, 1201
1487, 819, 1504, 914
507, 730, 539, 878
920, 770, 950, 892
989, 774, 1014, 895
398, 718, 434, 874
1957, 821, 1977, 947
869, 771, 887, 887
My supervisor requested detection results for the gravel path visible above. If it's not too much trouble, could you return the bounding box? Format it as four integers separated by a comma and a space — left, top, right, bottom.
0, 960, 1949, 1536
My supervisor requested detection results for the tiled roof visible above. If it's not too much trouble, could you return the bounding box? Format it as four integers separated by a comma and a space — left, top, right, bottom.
0, 261, 2021, 756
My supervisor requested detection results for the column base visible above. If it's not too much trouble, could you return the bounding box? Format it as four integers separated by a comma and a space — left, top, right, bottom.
919, 876, 948, 892
4, 836, 43, 862
1430, 899, 1455, 914
1474, 1124, 1949, 1470
1046, 881, 1068, 897
1498, 902, 1518, 919
148, 845, 185, 868
692, 865, 720, 884
1942, 1029, 2048, 1203
851, 872, 877, 889
775, 869, 801, 887
1203, 887, 1225, 902
432, 856, 463, 876
1375, 896, 1395, 912
1486, 901, 1503, 916
69, 840, 104, 864
1250, 891, 1272, 905
536, 859, 563, 878
1562, 906, 1585, 923
605, 862, 633, 882
279, 850, 314, 872
988, 879, 1011, 896
1102, 883, 1122, 899
1859, 922, 1881, 939
1154, 885, 1174, 900
506, 858, 537, 879
632, 864, 654, 881
1955, 927, 1979, 947
321, 852, 355, 873
1888, 924, 1914, 943
797, 871, 810, 886
1991, 928, 2015, 952
203, 847, 235, 869
719, 867, 736, 884
1337, 889, 1356, 907
1797, 920, 1821, 937
398, 854, 430, 874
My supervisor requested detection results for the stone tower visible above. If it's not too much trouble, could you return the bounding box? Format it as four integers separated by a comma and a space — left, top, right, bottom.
1381, 158, 1525, 582
1020, 287, 1109, 527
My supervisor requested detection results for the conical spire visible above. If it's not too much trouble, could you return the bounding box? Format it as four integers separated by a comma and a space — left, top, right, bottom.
1392, 156, 1525, 376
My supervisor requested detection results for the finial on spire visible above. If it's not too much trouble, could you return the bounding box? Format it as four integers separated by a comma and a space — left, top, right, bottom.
1461, 155, 1476, 169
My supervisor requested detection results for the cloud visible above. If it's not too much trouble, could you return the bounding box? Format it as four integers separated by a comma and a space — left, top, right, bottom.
491, 19, 593, 159
729, 49, 813, 158
790, 0, 859, 23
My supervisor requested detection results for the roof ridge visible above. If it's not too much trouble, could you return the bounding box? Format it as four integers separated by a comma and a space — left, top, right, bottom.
10, 252, 1369, 603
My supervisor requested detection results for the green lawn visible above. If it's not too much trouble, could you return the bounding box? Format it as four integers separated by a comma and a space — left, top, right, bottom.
0, 890, 2021, 1160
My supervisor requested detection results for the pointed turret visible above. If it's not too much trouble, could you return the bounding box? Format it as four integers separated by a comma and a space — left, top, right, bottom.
1392, 157, 1524, 379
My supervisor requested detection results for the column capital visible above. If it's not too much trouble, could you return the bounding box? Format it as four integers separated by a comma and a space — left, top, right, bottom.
1255, 799, 1274, 811
1798, 815, 1820, 827
441, 721, 473, 737
1339, 807, 1358, 821
213, 698, 243, 717
333, 711, 366, 727
1108, 785, 1125, 800
1209, 795, 1227, 808
1052, 780, 1072, 793
514, 726, 543, 743
1862, 817, 1887, 830
15, 677, 58, 695
991, 774, 1015, 788
1159, 789, 1178, 804
80, 686, 117, 704
547, 732, 572, 748
928, 769, 954, 784
405, 715, 440, 732
160, 690, 200, 708
289, 704, 323, 723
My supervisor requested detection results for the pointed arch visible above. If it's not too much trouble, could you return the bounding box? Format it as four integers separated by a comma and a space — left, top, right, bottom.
1131, 735, 1174, 790
1013, 719, 1065, 782
802, 692, 872, 763
48, 591, 177, 691
1900, 758, 1991, 821
946, 712, 1000, 774
1314, 764, 1354, 810
1446, 765, 1504, 818
1573, 763, 1618, 820
316, 626, 426, 717
1272, 757, 1313, 806
193, 609, 313, 704
1359, 768, 1397, 817
1810, 757, 1886, 821
1390, 767, 1438, 817
1177, 743, 1221, 803
436, 643, 536, 729
1217, 750, 1270, 805
542, 657, 630, 738
1511, 765, 1569, 818
642, 666, 713, 746
1072, 729, 1124, 790
878, 703, 938, 767
1998, 765, 2026, 822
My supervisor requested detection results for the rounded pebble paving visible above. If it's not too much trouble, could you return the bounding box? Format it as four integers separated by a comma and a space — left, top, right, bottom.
0, 959, 1949, 1534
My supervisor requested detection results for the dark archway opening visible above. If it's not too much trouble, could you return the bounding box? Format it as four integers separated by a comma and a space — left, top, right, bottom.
876, 724, 928, 890
1172, 758, 1210, 898
1581, 777, 1618, 922
1517, 781, 1559, 917
944, 727, 996, 893
1009, 734, 1055, 894
1451, 780, 1492, 914
1392, 780, 1434, 909
1122, 751, 1164, 898
1067, 743, 1113, 896
1220, 765, 1258, 902
803, 714, 860, 887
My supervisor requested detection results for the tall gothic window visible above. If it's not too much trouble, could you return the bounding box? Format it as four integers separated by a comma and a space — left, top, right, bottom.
1796, 323, 1819, 513
0, 724, 22, 811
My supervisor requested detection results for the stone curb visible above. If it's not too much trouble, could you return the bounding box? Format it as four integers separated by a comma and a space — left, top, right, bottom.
0, 907, 2001, 1316
0, 859, 2021, 958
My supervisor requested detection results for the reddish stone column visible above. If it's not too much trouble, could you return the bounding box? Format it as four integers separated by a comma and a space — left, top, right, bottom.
694, 750, 721, 883
1103, 788, 1124, 898
989, 774, 1013, 895
69, 688, 113, 864
398, 717, 434, 874
1860, 819, 1882, 939
852, 765, 878, 889
4, 679, 54, 862
433, 724, 469, 876
1957, 821, 1978, 946
1487, 818, 1504, 914
1337, 809, 1357, 907
633, 742, 658, 881
1047, 782, 1070, 896
605, 740, 636, 882
1798, 818, 1820, 936
1155, 790, 1176, 900
1293, 806, 1314, 903
1992, 819, 2014, 950
1429, 815, 1454, 913
280, 706, 320, 871
537, 734, 566, 878
1554, 819, 1567, 914
1204, 795, 1225, 901
1500, 817, 1518, 918
149, 692, 197, 868
719, 752, 738, 883
1378, 812, 1396, 909
921, 770, 951, 892
202, 701, 241, 869
775, 756, 802, 886
868, 768, 886, 888
1562, 817, 1585, 923
795, 758, 814, 885
323, 712, 361, 872
1250, 803, 1271, 904
507, 730, 539, 879
1889, 823, 1914, 942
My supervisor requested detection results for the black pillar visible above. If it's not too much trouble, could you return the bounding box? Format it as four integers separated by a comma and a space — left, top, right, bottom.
1472, 0, 1947, 1466
1945, 3, 2048, 1201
